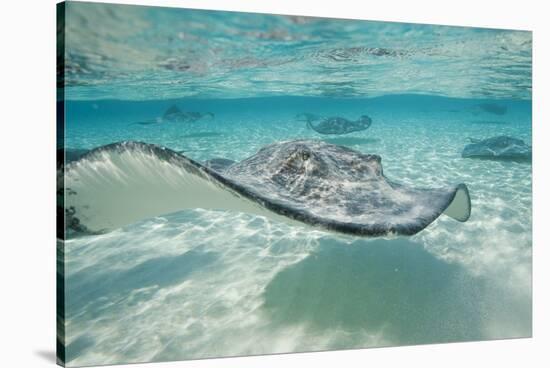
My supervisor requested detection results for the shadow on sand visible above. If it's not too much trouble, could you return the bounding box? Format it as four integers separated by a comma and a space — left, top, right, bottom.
263, 237, 486, 346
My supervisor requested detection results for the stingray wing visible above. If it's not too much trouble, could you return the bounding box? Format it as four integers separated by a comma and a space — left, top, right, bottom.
442, 184, 471, 222
63, 142, 290, 236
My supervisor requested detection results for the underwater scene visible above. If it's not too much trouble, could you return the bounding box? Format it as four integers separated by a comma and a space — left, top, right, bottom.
57, 2, 532, 367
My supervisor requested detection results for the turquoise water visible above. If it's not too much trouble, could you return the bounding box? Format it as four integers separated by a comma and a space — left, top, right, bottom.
60, 2, 532, 367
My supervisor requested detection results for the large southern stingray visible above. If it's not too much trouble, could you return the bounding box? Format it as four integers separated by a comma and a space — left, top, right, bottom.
298, 114, 373, 135
462, 136, 531, 162
132, 105, 214, 125
63, 140, 470, 238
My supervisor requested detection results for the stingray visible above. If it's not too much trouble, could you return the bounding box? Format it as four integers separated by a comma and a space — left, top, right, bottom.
462, 136, 531, 162
162, 105, 215, 122
300, 114, 373, 135
131, 105, 214, 125
476, 103, 508, 115
63, 140, 470, 238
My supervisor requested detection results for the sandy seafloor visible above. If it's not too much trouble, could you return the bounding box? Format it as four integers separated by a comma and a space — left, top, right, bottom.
62, 95, 532, 366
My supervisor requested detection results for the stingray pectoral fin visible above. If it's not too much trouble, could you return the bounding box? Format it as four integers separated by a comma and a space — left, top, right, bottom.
64, 142, 297, 236
443, 184, 471, 222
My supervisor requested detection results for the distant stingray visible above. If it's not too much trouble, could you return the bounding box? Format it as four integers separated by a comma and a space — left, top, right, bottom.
163, 105, 215, 123
64, 140, 470, 238
299, 114, 373, 135
462, 136, 531, 162
130, 105, 214, 125
477, 103, 508, 115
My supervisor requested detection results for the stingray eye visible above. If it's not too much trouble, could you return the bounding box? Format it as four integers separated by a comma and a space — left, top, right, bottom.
301, 151, 310, 161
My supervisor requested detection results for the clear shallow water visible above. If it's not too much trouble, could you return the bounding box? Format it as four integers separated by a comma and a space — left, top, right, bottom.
60, 2, 532, 367
62, 95, 532, 366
